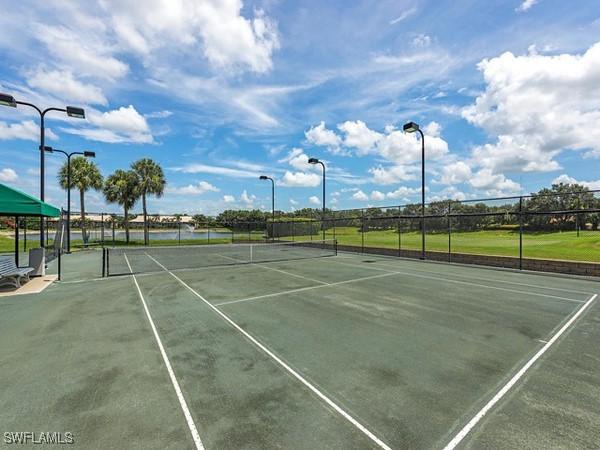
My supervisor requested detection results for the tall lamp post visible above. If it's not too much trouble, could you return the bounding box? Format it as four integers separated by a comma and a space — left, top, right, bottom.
403, 121, 426, 259
0, 93, 85, 248
259, 175, 275, 240
308, 158, 326, 239
44, 146, 96, 253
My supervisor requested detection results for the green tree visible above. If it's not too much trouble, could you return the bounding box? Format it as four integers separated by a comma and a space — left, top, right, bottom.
131, 158, 166, 245
524, 183, 594, 231
58, 157, 103, 244
103, 170, 140, 243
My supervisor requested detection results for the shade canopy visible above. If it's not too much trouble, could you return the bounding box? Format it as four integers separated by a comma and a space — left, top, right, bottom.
0, 183, 60, 217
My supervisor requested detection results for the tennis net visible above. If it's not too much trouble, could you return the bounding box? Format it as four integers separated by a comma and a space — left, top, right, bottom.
102, 239, 337, 276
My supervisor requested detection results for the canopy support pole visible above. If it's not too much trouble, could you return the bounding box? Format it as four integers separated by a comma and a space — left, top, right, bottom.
14, 216, 19, 267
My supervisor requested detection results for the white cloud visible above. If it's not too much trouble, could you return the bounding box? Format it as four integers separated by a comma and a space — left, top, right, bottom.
103, 0, 280, 73
469, 169, 521, 196
369, 165, 418, 185
173, 163, 257, 179
89, 105, 149, 134
516, 0, 538, 12
305, 121, 343, 153
439, 161, 472, 185
144, 110, 173, 119
352, 190, 369, 201
62, 105, 153, 144
165, 181, 219, 195
370, 190, 386, 201
463, 42, 600, 174
0, 168, 18, 182
386, 186, 420, 201
552, 174, 600, 190
289, 198, 298, 206
240, 189, 256, 205
337, 120, 382, 155
279, 171, 321, 187
0, 120, 58, 141
36, 23, 129, 81
389, 7, 417, 25
412, 34, 432, 48
309, 196, 320, 205
223, 194, 235, 202
27, 68, 107, 105
279, 148, 310, 170
308, 120, 449, 180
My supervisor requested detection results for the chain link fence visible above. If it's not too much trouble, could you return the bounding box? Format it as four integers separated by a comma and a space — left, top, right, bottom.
29, 189, 596, 276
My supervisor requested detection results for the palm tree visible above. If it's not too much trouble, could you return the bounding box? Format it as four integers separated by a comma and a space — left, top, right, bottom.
103, 170, 140, 244
131, 158, 166, 245
58, 157, 103, 245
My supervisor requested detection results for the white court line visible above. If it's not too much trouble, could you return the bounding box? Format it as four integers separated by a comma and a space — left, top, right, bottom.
343, 257, 595, 296
215, 272, 398, 307
443, 293, 598, 450
146, 254, 392, 450
124, 255, 204, 450
335, 261, 585, 304
215, 253, 330, 285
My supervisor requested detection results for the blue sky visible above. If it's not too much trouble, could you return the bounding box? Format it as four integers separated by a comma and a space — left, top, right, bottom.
1, 0, 599, 215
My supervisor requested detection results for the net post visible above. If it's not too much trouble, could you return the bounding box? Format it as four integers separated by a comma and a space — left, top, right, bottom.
102, 248, 106, 277
335, 239, 338, 256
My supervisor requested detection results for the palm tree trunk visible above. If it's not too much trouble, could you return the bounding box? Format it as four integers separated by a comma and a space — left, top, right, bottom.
124, 207, 130, 244
143, 193, 148, 246
80, 189, 87, 244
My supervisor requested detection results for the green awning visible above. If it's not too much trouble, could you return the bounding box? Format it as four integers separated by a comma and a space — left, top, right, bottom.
0, 183, 61, 217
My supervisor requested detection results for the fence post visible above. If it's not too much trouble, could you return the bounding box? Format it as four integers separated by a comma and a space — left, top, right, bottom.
448, 200, 452, 262
207, 222, 210, 245
576, 193, 580, 238
519, 196, 523, 270
397, 217, 401, 257
292, 221, 295, 242
333, 218, 336, 242
112, 219, 116, 246
23, 217, 27, 252
178, 220, 181, 245
361, 209, 365, 254
101, 213, 105, 247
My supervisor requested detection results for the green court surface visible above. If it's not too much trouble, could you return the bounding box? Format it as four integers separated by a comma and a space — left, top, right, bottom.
1, 248, 600, 449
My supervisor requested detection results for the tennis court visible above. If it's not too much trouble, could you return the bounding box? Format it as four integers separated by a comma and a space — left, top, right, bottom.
2, 242, 599, 449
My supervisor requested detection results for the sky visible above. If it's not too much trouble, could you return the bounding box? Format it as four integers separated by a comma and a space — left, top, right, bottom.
0, 0, 600, 216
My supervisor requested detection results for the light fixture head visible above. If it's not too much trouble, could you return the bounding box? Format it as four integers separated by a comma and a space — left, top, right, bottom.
42, 145, 54, 153
0, 93, 17, 107
66, 106, 85, 119
403, 121, 420, 133
308, 157, 319, 164
84, 151, 96, 158
259, 175, 268, 180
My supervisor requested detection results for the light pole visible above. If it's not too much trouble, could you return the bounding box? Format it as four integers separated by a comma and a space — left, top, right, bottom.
0, 93, 85, 248
308, 158, 326, 240
259, 175, 275, 240
403, 121, 426, 259
43, 146, 95, 253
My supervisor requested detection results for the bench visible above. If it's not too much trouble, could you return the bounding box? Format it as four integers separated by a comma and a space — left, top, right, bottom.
0, 256, 34, 288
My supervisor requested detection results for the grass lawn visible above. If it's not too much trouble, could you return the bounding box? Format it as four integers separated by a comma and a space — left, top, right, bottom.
2, 227, 598, 262
313, 227, 600, 262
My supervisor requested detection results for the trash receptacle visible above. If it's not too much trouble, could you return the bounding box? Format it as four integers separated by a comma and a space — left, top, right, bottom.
29, 247, 45, 276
